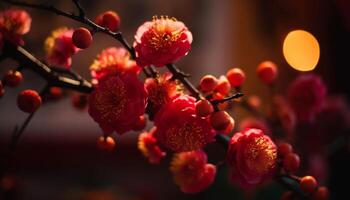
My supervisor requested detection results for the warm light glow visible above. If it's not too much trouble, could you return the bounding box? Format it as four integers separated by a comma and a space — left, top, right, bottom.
283, 30, 320, 71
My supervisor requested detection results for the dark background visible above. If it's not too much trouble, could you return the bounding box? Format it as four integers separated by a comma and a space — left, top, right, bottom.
1, 0, 349, 199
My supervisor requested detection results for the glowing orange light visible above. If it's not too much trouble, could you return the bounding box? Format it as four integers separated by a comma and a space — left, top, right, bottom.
283, 30, 320, 72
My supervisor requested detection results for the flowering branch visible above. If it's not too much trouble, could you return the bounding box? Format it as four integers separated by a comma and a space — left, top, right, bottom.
2, 0, 135, 56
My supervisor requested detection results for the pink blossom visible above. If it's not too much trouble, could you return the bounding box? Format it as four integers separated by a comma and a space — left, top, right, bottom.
0, 9, 31, 47
227, 128, 277, 188
88, 73, 147, 135
90, 47, 140, 83
44, 27, 79, 68
138, 127, 166, 164
170, 150, 216, 193
154, 95, 214, 152
134, 16, 192, 67
288, 74, 327, 122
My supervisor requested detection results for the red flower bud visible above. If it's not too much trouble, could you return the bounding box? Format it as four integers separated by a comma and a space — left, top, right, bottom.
95, 11, 120, 32
97, 136, 115, 151
72, 27, 92, 49
210, 111, 234, 131
3, 70, 23, 87
312, 186, 329, 200
170, 150, 216, 193
45, 28, 79, 68
199, 75, 218, 93
138, 127, 166, 164
300, 176, 318, 194
257, 61, 278, 84
278, 142, 293, 157
226, 68, 245, 87
195, 99, 214, 117
283, 153, 300, 172
215, 75, 231, 96
17, 89, 42, 113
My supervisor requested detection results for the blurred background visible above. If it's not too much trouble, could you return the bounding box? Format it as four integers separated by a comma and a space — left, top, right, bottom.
0, 0, 349, 199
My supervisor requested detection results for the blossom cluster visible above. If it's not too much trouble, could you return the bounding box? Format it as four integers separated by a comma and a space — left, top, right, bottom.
1, 6, 344, 199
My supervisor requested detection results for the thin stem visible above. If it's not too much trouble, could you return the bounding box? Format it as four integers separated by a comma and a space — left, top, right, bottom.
166, 63, 202, 99
142, 67, 151, 77
211, 92, 244, 105
148, 66, 158, 78
72, 0, 85, 17
9, 111, 35, 151
9, 85, 49, 151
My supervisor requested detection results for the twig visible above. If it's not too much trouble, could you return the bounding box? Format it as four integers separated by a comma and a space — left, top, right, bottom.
166, 63, 202, 99
211, 92, 244, 105
72, 0, 85, 17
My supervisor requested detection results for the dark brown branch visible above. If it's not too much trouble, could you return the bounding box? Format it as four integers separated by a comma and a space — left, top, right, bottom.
166, 63, 202, 99
3, 43, 93, 93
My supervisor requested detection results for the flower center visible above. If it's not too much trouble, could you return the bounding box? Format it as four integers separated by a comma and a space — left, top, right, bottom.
95, 80, 127, 123
244, 137, 277, 174
149, 16, 182, 50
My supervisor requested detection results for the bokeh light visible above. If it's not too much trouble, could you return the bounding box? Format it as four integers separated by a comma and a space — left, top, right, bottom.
283, 30, 320, 72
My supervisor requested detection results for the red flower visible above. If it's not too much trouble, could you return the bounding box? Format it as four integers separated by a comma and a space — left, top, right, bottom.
90, 47, 140, 83
273, 95, 296, 135
88, 73, 147, 135
138, 127, 166, 164
227, 128, 277, 188
170, 150, 216, 193
134, 16, 192, 67
44, 27, 79, 68
154, 95, 214, 152
288, 74, 327, 122
145, 72, 178, 117
0, 9, 31, 47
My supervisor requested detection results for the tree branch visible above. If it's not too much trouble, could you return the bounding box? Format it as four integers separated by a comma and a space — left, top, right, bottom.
3, 42, 93, 93
166, 63, 202, 99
